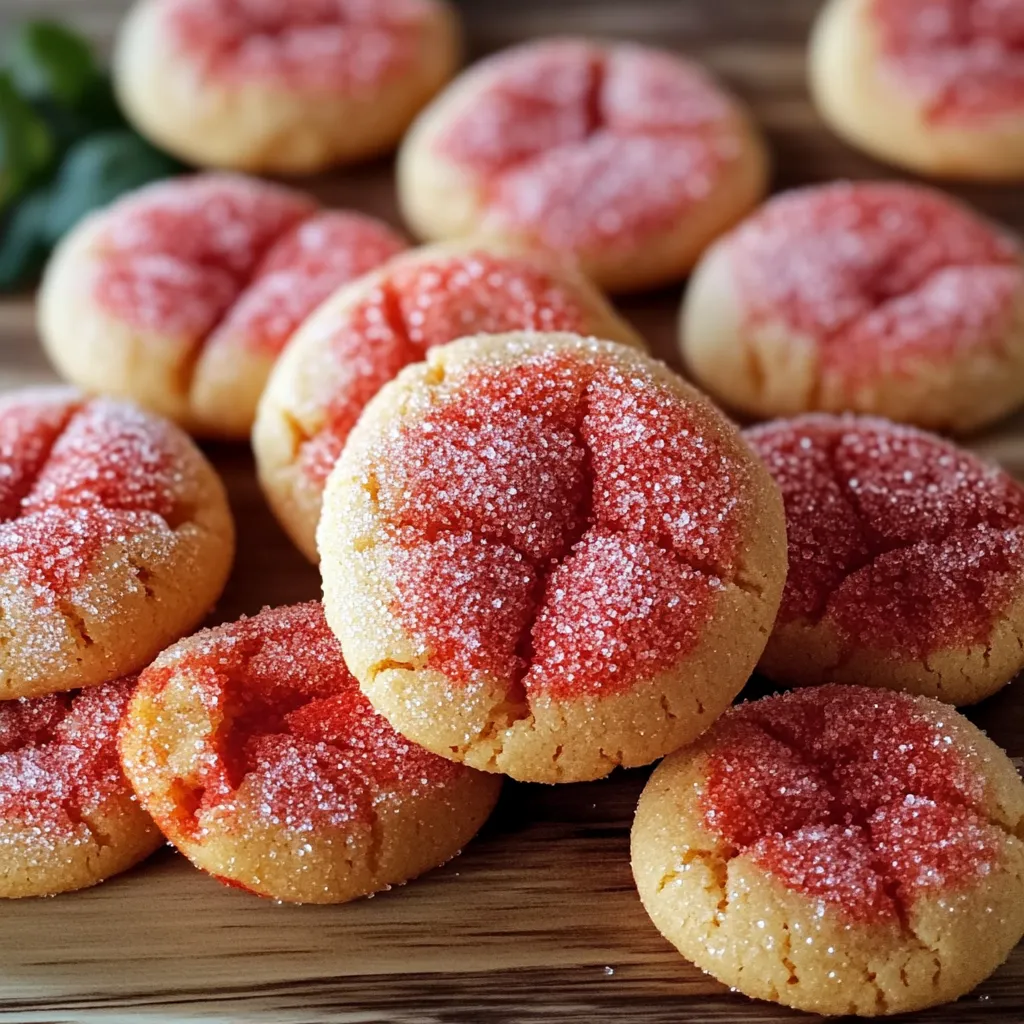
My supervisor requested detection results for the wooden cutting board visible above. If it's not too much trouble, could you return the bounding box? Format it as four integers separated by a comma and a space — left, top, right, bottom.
0, 0, 1022, 1020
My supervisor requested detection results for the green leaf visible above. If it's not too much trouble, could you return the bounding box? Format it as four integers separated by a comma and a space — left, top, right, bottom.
44, 129, 182, 243
32, 75, 125, 156
6, 20, 98, 108
0, 72, 54, 209
0, 187, 52, 290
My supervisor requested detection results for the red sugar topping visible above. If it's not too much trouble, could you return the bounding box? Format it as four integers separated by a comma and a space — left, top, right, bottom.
372, 350, 745, 698
872, 0, 1024, 123
165, 0, 434, 91
297, 251, 590, 486
436, 41, 742, 250
138, 603, 462, 836
745, 414, 1024, 657
729, 182, 1023, 386
700, 685, 999, 922
0, 393, 186, 598
92, 175, 402, 368
0, 678, 138, 839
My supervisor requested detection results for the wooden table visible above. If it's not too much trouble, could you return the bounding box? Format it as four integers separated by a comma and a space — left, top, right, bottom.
0, 1, 1022, 1021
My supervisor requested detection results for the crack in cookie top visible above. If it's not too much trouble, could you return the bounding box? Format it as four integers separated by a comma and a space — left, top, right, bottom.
699, 685, 1007, 923
0, 678, 139, 843
295, 250, 593, 486
131, 602, 465, 838
745, 414, 1024, 658
92, 175, 406, 361
163, 0, 440, 92
725, 182, 1023, 389
871, 0, 1024, 124
363, 340, 754, 700
0, 389, 197, 601
433, 40, 746, 250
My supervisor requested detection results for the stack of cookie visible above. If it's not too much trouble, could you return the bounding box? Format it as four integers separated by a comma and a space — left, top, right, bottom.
5, 0, 1024, 1017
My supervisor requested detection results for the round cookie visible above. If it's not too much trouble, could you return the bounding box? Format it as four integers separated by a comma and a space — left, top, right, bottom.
39, 173, 407, 438
397, 39, 767, 293
115, 0, 461, 174
0, 387, 234, 699
681, 181, 1024, 433
119, 602, 501, 904
632, 684, 1024, 1016
810, 0, 1024, 180
255, 240, 646, 561
746, 414, 1024, 705
319, 332, 787, 784
0, 677, 163, 898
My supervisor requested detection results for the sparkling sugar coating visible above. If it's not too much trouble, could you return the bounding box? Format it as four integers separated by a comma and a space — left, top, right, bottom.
435, 40, 743, 249
92, 175, 403, 360
134, 603, 463, 837
700, 686, 1002, 922
728, 182, 1023, 387
370, 348, 747, 699
872, 0, 1024, 123
745, 414, 1024, 657
165, 0, 435, 91
297, 251, 590, 486
0, 678, 138, 840
0, 392, 189, 598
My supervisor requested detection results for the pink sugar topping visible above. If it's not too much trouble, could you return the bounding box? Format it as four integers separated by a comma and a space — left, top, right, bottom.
701, 685, 1000, 922
137, 603, 462, 837
0, 678, 138, 839
165, 0, 435, 92
297, 251, 591, 486
745, 414, 1024, 657
436, 41, 742, 250
728, 182, 1022, 385
372, 350, 747, 699
0, 391, 187, 598
872, 0, 1024, 123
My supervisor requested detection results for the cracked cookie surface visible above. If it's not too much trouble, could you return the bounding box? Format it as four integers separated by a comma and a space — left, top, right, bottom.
747, 413, 1024, 703
119, 602, 501, 903
0, 387, 234, 698
0, 676, 162, 898
319, 333, 786, 783
631, 684, 1024, 1016
397, 39, 767, 292
39, 174, 406, 438
254, 239, 645, 561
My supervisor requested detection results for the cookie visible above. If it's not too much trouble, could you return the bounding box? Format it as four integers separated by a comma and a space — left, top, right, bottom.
810, 0, 1024, 180
681, 181, 1024, 433
397, 39, 767, 292
319, 332, 787, 784
254, 240, 646, 561
0, 387, 234, 699
0, 677, 163, 898
632, 684, 1024, 1016
114, 0, 461, 174
119, 602, 501, 904
746, 414, 1024, 705
39, 174, 407, 438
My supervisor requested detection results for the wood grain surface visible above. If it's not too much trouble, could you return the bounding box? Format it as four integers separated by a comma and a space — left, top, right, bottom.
1, 0, 1023, 1021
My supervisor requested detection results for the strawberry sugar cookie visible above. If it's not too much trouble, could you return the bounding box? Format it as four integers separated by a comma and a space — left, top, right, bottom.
119, 602, 501, 903
39, 174, 407, 439
632, 685, 1024, 1015
746, 414, 1024, 704
0, 678, 162, 898
811, 0, 1024, 179
397, 40, 767, 292
254, 240, 646, 561
0, 387, 234, 699
319, 333, 787, 784
115, 0, 461, 174
681, 182, 1024, 432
